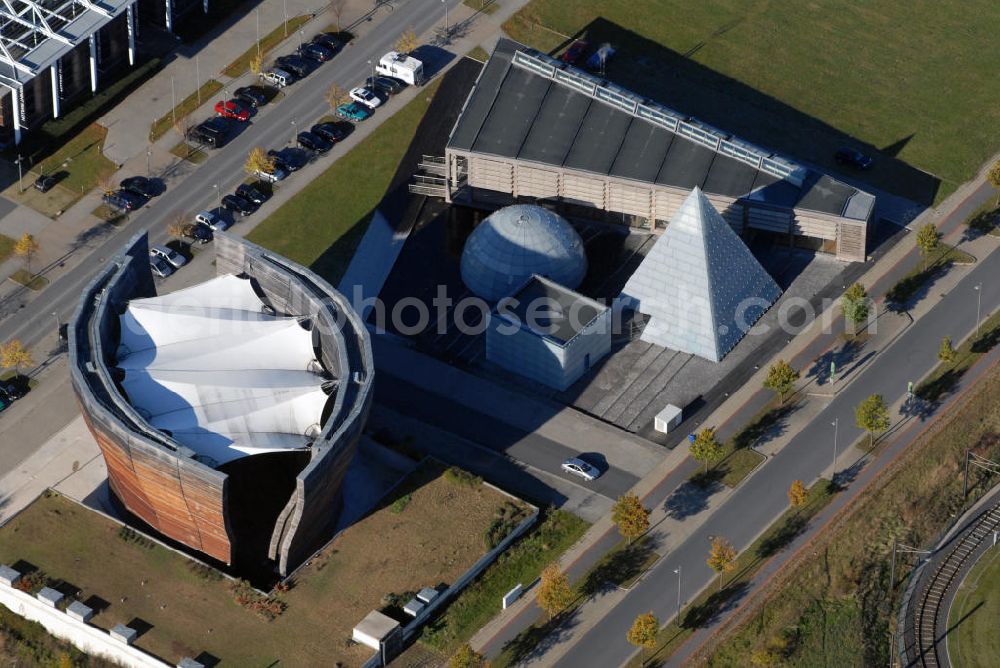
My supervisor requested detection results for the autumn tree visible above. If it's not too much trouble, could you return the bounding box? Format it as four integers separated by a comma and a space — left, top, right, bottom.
987, 158, 1000, 206
448, 644, 487, 668
328, 0, 348, 31
395, 27, 419, 55
707, 536, 737, 591
0, 339, 34, 379
13, 233, 39, 274
689, 427, 725, 473
245, 147, 275, 177
842, 282, 870, 329
915, 223, 941, 269
611, 493, 650, 545
325, 83, 350, 111
763, 359, 799, 405
787, 480, 807, 509
938, 336, 957, 363
97, 174, 116, 196
536, 564, 573, 619
856, 393, 890, 447
166, 211, 189, 239
249, 53, 264, 76
626, 612, 659, 667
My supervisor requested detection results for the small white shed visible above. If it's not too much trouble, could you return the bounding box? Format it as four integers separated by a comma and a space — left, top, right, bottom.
353, 610, 400, 651
654, 404, 683, 433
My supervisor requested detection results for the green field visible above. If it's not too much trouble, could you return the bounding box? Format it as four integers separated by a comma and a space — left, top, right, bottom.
504, 0, 1000, 205
247, 78, 442, 286
949, 547, 1000, 668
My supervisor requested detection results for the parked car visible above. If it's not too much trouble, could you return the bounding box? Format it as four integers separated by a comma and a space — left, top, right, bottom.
254, 166, 288, 183
0, 381, 26, 401
214, 99, 250, 122
103, 190, 141, 212
336, 102, 373, 122
299, 42, 334, 62
311, 121, 351, 144
149, 245, 187, 269
275, 55, 310, 78
297, 131, 332, 153
236, 183, 269, 204
349, 86, 382, 109
365, 76, 405, 96
561, 457, 601, 482
221, 193, 257, 216
234, 85, 268, 108
33, 174, 57, 193
195, 211, 230, 231
150, 255, 174, 278
120, 176, 156, 198
261, 69, 293, 88
835, 147, 874, 170
561, 40, 589, 65
268, 148, 306, 172
183, 222, 213, 244
585, 42, 616, 71
190, 117, 230, 147
311, 32, 342, 51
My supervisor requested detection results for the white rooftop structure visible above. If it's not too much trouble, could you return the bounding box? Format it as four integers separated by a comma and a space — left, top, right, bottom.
620, 187, 781, 362
115, 274, 331, 466
460, 204, 587, 301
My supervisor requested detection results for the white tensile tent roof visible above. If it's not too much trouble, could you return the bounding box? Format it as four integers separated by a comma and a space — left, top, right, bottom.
116, 274, 327, 465
620, 187, 781, 362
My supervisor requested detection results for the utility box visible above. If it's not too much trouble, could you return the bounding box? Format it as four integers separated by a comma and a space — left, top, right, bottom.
66, 601, 94, 623
416, 587, 439, 604
110, 624, 137, 645
36, 587, 63, 608
0, 565, 20, 587
654, 404, 683, 433
403, 598, 425, 617
353, 610, 400, 651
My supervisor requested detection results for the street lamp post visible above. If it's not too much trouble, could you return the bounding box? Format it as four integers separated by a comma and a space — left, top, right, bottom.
146, 147, 152, 178
14, 153, 23, 193
290, 118, 296, 145
974, 283, 982, 339
213, 183, 220, 209
831, 418, 839, 481
442, 0, 449, 33
673, 566, 682, 621
368, 59, 375, 85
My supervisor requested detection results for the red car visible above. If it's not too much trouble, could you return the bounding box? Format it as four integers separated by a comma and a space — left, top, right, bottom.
214, 99, 250, 122
561, 40, 589, 65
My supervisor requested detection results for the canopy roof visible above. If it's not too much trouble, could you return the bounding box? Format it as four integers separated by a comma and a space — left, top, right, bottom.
115, 274, 329, 466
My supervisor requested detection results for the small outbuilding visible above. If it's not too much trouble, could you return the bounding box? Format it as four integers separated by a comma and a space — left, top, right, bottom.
487, 275, 611, 391
353, 610, 401, 651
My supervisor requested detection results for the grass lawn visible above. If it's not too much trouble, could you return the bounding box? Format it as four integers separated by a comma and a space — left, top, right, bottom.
948, 546, 1000, 668
690, 399, 789, 489
8, 270, 48, 291
247, 78, 442, 286
702, 361, 1000, 667
503, 0, 1000, 204
418, 508, 588, 656
0, 234, 14, 263
0, 463, 527, 667
149, 80, 224, 142
885, 243, 976, 308
170, 141, 209, 164
464, 0, 499, 15
467, 45, 490, 62
222, 15, 312, 78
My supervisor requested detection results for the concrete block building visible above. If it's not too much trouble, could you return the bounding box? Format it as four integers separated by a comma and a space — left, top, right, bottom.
445, 39, 875, 262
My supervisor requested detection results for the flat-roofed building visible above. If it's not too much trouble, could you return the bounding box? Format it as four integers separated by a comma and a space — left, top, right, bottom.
445, 39, 875, 262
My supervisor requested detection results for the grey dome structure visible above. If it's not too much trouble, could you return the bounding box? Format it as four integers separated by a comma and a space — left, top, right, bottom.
460, 204, 587, 301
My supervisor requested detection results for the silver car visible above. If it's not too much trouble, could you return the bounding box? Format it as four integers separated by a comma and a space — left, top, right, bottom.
561, 457, 600, 481
149, 255, 174, 279
195, 211, 230, 231
150, 245, 187, 269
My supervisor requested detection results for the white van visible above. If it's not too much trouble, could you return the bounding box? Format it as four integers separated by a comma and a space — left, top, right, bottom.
375, 51, 424, 86
261, 68, 293, 88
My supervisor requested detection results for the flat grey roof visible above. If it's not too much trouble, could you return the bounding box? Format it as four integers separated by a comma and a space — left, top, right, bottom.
498, 275, 607, 346
448, 39, 874, 221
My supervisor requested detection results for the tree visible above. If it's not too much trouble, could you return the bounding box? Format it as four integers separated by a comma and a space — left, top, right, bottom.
626, 612, 659, 667
689, 428, 725, 473
97, 174, 115, 196
611, 493, 650, 544
0, 339, 34, 379
938, 336, 957, 363
855, 393, 890, 447
536, 564, 573, 619
787, 480, 807, 509
13, 233, 39, 274
448, 644, 487, 668
763, 359, 799, 405
842, 282, 870, 328
395, 27, 419, 55
988, 158, 1000, 206
249, 53, 264, 76
166, 211, 189, 239
244, 147, 275, 177
325, 83, 350, 111
328, 0, 348, 31
707, 536, 737, 591
915, 223, 941, 269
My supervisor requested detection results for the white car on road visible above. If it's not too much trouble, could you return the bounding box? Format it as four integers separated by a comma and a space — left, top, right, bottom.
349, 86, 382, 109
561, 457, 601, 481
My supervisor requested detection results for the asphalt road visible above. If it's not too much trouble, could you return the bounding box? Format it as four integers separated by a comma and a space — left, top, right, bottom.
556, 248, 1000, 667
0, 0, 463, 352
374, 372, 641, 500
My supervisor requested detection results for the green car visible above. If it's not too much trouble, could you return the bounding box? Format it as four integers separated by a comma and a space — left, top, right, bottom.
335, 102, 372, 122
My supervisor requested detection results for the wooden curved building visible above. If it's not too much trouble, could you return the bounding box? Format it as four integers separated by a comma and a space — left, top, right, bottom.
69, 233, 373, 576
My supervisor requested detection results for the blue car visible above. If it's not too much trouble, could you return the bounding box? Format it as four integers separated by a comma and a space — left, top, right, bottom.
336, 102, 372, 122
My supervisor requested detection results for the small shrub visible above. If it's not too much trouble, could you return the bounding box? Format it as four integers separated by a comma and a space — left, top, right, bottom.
484, 502, 529, 548
229, 579, 286, 620
117, 526, 155, 549
13, 570, 47, 594
444, 466, 482, 487
390, 494, 412, 514
187, 562, 223, 582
